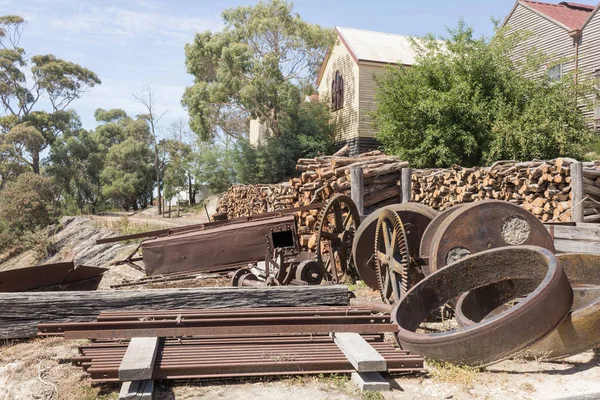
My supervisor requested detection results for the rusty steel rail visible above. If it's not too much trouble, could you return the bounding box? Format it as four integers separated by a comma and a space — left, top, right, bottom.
74, 334, 424, 382
37, 306, 396, 339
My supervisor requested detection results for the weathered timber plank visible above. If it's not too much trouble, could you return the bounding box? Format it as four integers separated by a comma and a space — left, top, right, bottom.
333, 332, 387, 372
119, 380, 154, 400
553, 239, 600, 254
119, 337, 159, 381
0, 286, 349, 339
548, 224, 600, 242
351, 372, 390, 391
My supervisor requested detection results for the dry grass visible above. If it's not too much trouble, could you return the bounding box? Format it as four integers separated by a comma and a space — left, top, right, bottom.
427, 360, 482, 387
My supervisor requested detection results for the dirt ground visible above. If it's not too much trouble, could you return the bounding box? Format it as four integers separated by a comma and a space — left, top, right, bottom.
1, 206, 599, 400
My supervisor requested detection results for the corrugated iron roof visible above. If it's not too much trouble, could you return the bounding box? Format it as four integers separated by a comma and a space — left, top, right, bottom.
336, 26, 418, 65
521, 0, 595, 30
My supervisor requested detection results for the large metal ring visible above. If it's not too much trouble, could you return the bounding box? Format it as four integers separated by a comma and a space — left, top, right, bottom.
425, 200, 555, 276
352, 203, 436, 290
456, 253, 600, 360
392, 246, 572, 366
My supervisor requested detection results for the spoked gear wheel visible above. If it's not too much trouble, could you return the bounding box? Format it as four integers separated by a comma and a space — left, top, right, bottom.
374, 209, 411, 304
315, 194, 361, 283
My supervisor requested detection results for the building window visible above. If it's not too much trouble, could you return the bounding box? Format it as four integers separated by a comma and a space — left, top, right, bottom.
331, 71, 344, 111
547, 64, 562, 81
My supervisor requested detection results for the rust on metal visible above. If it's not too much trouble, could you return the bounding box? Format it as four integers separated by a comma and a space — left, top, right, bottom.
456, 253, 600, 360
425, 200, 556, 276
96, 203, 324, 245
74, 334, 424, 382
353, 203, 436, 291
0, 259, 106, 292
315, 194, 361, 283
392, 246, 572, 366
419, 206, 462, 259
142, 215, 298, 276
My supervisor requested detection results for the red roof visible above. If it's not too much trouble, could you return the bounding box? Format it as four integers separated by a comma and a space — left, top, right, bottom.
521, 0, 595, 30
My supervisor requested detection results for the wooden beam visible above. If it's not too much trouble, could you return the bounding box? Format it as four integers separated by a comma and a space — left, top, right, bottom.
350, 166, 365, 215
119, 337, 159, 381
401, 168, 412, 203
351, 372, 390, 391
119, 380, 154, 400
571, 161, 584, 222
0, 286, 350, 339
333, 332, 387, 372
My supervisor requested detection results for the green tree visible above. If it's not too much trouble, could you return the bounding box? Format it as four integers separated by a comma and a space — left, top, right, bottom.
0, 172, 56, 234
372, 21, 596, 168
235, 101, 335, 184
46, 123, 105, 214
91, 109, 154, 211
182, 0, 334, 140
162, 139, 192, 204
0, 15, 100, 174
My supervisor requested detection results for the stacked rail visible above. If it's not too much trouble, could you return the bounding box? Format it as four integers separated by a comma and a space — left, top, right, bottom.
74, 334, 424, 382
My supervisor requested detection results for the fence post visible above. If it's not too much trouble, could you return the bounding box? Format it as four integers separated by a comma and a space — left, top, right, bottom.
401, 168, 412, 204
350, 166, 364, 216
571, 161, 584, 223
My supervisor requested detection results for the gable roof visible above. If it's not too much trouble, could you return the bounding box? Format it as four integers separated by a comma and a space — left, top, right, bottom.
335, 27, 418, 66
514, 1, 596, 31
316, 27, 418, 86
581, 2, 600, 29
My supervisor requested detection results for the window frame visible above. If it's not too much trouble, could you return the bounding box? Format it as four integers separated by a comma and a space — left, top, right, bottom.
547, 64, 562, 82
331, 71, 344, 111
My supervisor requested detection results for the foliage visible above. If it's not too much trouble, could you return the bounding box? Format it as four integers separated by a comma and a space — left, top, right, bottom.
0, 15, 100, 176
182, 0, 334, 140
46, 124, 105, 214
235, 101, 335, 184
0, 172, 56, 238
162, 139, 192, 202
194, 140, 237, 194
92, 109, 155, 211
372, 21, 596, 168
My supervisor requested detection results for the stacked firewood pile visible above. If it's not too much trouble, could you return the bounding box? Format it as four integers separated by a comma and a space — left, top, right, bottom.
412, 158, 600, 223
217, 184, 296, 219
217, 146, 409, 219
582, 161, 600, 223
291, 146, 409, 208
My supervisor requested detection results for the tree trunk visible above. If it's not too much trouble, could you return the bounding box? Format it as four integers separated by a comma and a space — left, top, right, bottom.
188, 172, 195, 205
32, 151, 40, 174
155, 148, 162, 215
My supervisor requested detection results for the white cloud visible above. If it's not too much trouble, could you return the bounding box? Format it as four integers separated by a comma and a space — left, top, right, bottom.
29, 5, 222, 43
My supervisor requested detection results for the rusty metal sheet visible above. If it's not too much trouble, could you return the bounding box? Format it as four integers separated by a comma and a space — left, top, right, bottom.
392, 246, 572, 366
142, 215, 298, 276
0, 262, 106, 292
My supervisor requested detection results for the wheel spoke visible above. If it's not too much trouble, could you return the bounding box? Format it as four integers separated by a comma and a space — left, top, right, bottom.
389, 272, 401, 302
320, 231, 338, 241
376, 251, 388, 265
382, 222, 392, 254
333, 201, 344, 234
343, 212, 354, 230
390, 258, 404, 274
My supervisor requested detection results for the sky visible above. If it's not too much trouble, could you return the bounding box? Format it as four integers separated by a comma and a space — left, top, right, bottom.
3, 0, 520, 131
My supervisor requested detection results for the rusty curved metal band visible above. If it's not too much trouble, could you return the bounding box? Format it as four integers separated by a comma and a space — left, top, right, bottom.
352, 203, 436, 290
391, 246, 572, 366
456, 253, 600, 360
425, 200, 555, 276
419, 206, 462, 260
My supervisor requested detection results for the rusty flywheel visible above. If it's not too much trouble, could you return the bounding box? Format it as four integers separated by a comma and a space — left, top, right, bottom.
315, 194, 360, 283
